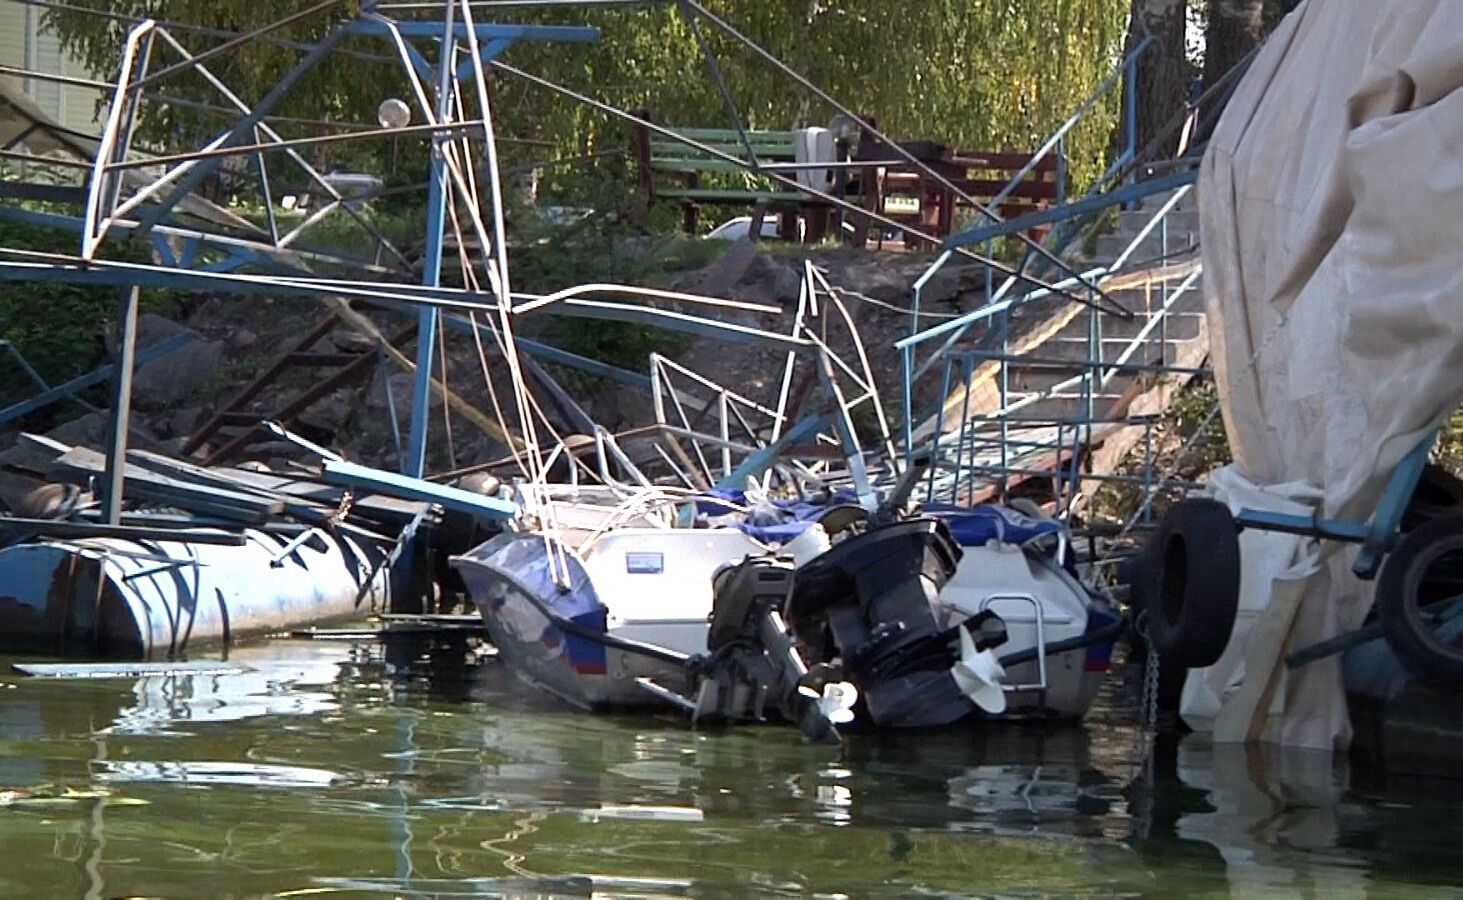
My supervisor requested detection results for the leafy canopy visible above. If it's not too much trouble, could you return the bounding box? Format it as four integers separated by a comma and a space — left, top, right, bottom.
46, 1, 1128, 194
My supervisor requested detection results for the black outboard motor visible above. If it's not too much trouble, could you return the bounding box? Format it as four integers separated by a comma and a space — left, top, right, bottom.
788, 518, 1008, 728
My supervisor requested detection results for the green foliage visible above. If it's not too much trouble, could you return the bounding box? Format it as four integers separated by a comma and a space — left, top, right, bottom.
0, 214, 172, 421
45, 1, 1129, 201
1432, 408, 1463, 480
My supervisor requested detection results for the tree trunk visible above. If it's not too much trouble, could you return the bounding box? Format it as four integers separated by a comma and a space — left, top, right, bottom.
1203, 0, 1266, 91
1115, 0, 1191, 166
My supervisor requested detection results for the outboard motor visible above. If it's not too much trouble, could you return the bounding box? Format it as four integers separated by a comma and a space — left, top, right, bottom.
786, 518, 1012, 728
694, 556, 844, 743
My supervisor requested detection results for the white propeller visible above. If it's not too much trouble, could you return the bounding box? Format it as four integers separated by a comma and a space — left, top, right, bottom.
800, 680, 858, 725
951, 624, 1007, 714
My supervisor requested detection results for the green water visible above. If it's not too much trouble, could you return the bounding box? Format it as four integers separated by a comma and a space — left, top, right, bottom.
0, 637, 1460, 898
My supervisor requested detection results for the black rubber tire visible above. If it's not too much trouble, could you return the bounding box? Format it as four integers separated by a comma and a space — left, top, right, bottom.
1142, 498, 1241, 669
1377, 514, 1463, 685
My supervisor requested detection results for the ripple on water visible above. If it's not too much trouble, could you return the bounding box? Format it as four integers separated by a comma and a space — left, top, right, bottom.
2, 637, 1463, 896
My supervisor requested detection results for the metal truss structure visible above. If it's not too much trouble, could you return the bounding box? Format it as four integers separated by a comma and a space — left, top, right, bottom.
0, 0, 1244, 550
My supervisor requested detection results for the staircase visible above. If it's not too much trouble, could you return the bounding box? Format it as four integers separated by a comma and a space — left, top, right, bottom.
917, 187, 1209, 507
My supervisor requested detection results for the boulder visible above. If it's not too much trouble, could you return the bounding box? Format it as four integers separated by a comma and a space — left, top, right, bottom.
686, 238, 759, 297
122, 314, 223, 410
366, 370, 438, 427
739, 252, 803, 305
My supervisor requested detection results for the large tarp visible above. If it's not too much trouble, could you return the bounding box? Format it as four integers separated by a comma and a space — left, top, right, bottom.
1194, 0, 1463, 749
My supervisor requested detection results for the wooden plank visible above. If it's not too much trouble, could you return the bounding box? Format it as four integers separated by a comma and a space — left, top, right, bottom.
649, 158, 787, 174
14, 661, 251, 679
946, 151, 1057, 170
649, 138, 795, 153
122, 451, 395, 540
290, 624, 488, 640
667, 127, 797, 142
127, 449, 309, 503
50, 446, 283, 523
945, 179, 1058, 201
655, 188, 811, 203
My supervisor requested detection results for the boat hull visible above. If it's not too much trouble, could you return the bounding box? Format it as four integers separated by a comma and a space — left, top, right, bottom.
452, 533, 690, 709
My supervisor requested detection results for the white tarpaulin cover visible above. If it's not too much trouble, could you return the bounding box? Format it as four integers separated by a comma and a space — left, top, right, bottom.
1195, 0, 1463, 749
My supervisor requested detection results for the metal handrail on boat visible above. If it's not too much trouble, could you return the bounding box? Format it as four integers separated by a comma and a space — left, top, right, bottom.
980, 593, 1048, 694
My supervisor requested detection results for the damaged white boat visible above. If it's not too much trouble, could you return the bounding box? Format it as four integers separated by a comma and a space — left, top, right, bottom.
452, 484, 1122, 737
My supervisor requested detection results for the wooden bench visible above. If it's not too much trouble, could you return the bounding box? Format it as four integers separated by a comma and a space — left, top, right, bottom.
631, 112, 1060, 248
631, 112, 840, 240
851, 137, 1063, 248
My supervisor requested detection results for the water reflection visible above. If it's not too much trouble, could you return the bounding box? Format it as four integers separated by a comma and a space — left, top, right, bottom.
1, 637, 1462, 896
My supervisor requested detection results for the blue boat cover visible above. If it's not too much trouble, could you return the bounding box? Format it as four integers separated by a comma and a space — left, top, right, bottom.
696, 487, 866, 545
697, 489, 1061, 551
923, 502, 1063, 548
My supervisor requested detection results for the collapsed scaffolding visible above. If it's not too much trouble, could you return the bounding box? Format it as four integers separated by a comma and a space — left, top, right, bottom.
0, 0, 1244, 660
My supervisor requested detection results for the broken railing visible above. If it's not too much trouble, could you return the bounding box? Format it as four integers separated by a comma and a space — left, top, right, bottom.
897, 176, 1207, 515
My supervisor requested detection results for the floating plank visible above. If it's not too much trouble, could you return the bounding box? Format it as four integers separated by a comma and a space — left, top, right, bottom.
321, 459, 517, 522
13, 661, 251, 679
290, 624, 487, 640
0, 517, 247, 546
49, 445, 283, 523
122, 450, 392, 541
376, 613, 484, 625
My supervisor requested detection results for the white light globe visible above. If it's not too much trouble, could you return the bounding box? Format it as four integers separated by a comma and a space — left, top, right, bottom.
377, 98, 411, 130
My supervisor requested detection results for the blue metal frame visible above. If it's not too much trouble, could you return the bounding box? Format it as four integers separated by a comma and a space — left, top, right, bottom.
0, 332, 192, 425
716, 414, 831, 491
405, 11, 458, 479
2, 8, 602, 481
322, 458, 517, 522
1233, 432, 1437, 580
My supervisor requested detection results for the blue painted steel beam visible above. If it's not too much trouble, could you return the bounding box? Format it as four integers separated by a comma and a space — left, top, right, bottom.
1354, 432, 1435, 578
455, 38, 512, 79
1234, 432, 1437, 580
0, 333, 192, 425
404, 21, 456, 479
1234, 508, 1370, 543
716, 414, 831, 491
942, 169, 1197, 251
348, 21, 598, 42
322, 459, 517, 521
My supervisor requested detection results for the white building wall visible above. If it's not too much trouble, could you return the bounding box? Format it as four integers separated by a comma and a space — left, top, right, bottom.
0, 5, 101, 138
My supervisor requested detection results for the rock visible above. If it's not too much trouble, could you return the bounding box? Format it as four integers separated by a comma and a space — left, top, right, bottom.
226, 328, 259, 352
123, 314, 222, 410
687, 238, 759, 297
458, 473, 501, 495
148, 405, 203, 440
367, 370, 438, 426
297, 388, 356, 435
10, 483, 85, 519
837, 261, 915, 304
43, 410, 109, 448
0, 471, 41, 514
736, 252, 803, 305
